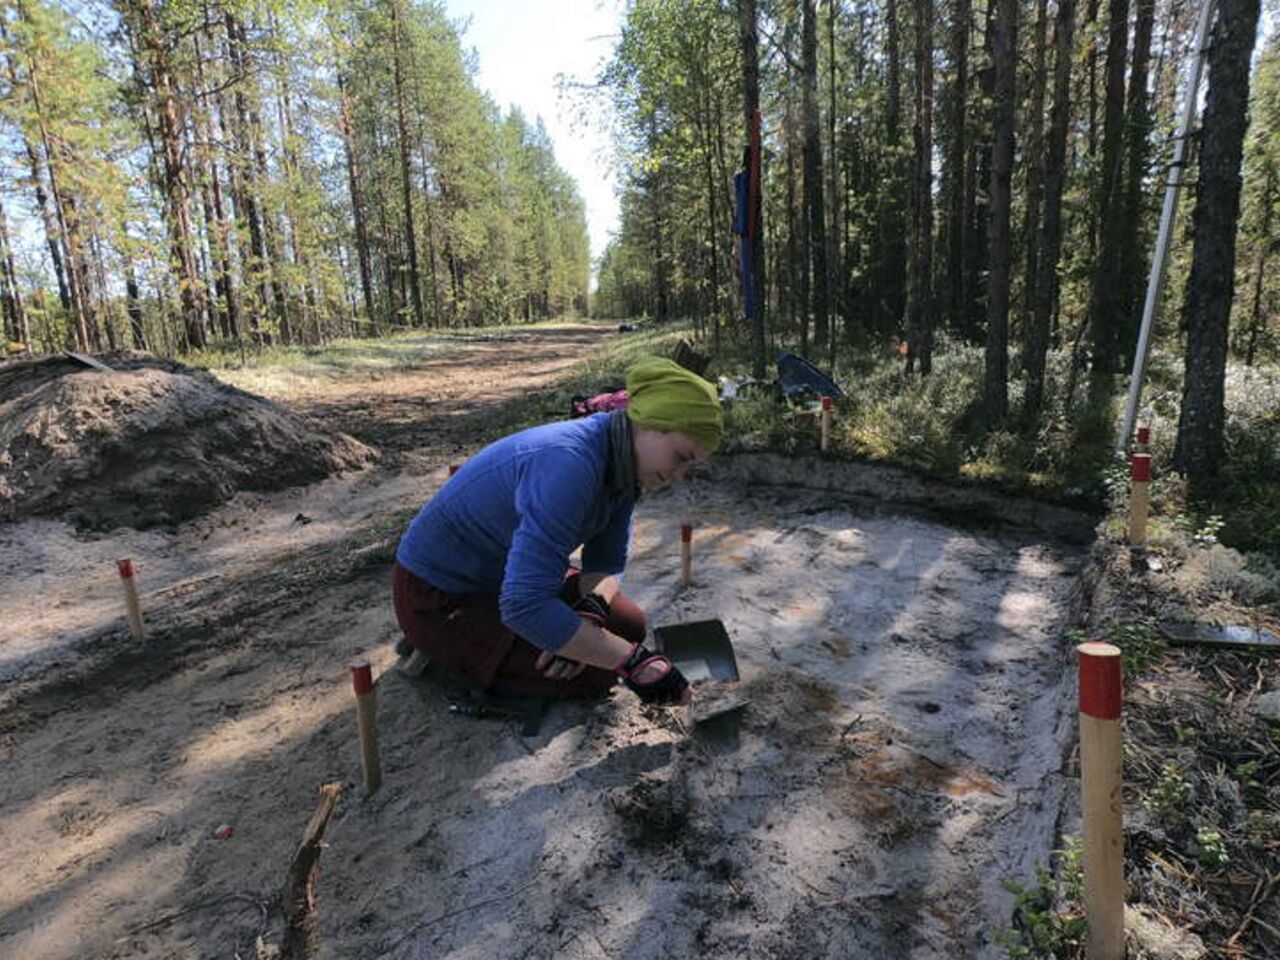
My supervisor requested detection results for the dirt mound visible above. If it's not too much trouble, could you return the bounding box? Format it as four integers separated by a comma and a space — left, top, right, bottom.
0, 351, 375, 530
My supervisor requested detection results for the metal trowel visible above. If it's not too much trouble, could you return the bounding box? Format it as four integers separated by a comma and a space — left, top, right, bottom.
653, 619, 747, 725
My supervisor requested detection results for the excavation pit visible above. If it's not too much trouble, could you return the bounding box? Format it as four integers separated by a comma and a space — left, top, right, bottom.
326, 454, 1095, 959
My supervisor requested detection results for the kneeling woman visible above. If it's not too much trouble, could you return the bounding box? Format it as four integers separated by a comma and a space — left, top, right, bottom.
392, 356, 721, 706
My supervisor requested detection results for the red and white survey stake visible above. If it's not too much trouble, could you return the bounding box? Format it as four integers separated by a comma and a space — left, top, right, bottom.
1128, 452, 1152, 547
350, 660, 382, 796
1135, 424, 1151, 454
820, 396, 834, 452
116, 558, 145, 641
1077, 641, 1124, 960
680, 523, 693, 587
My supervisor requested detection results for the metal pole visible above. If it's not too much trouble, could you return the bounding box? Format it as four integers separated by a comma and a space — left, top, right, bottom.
1117, 0, 1216, 456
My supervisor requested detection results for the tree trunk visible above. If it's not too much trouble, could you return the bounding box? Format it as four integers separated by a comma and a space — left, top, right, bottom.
1024, 0, 1077, 419
803, 0, 829, 354
984, 0, 1017, 417
21, 34, 92, 349
0, 31, 72, 316
786, 78, 802, 350
739, 0, 767, 377
133, 0, 207, 350
1085, 0, 1129, 376
193, 31, 241, 342
1117, 0, 1156, 361
124, 248, 148, 350
418, 147, 444, 326
1021, 0, 1049, 347
882, 0, 907, 335
827, 0, 841, 362
390, 0, 425, 327
89, 225, 118, 351
1243, 163, 1274, 367
224, 12, 275, 337
905, 0, 934, 374
0, 197, 29, 347
338, 72, 377, 332
696, 79, 722, 340
967, 0, 997, 347
944, 0, 970, 335
1173, 0, 1262, 479
1085, 0, 1100, 263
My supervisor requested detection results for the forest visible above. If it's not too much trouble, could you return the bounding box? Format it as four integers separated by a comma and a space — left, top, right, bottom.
0, 0, 592, 355
591, 0, 1277, 487
1, 0, 1277, 492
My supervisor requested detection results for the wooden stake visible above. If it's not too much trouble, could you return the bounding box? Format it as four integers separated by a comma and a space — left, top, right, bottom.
1135, 424, 1150, 454
350, 660, 381, 796
281, 781, 343, 958
116, 558, 145, 640
1128, 453, 1151, 546
820, 396, 833, 451
1077, 641, 1125, 960
680, 523, 693, 587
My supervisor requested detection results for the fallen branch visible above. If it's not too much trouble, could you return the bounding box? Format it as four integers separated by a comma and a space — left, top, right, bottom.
280, 781, 343, 960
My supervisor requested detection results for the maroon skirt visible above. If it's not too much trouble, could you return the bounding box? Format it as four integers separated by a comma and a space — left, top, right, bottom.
391, 563, 647, 698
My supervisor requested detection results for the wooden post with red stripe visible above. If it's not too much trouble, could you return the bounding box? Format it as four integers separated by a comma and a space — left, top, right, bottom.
1134, 424, 1150, 454
1078, 641, 1125, 960
820, 396, 833, 452
680, 523, 693, 587
116, 558, 145, 641
350, 660, 382, 796
1128, 453, 1151, 546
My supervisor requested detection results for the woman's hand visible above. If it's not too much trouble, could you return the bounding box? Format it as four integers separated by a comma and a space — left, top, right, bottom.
534, 650, 588, 680
614, 645, 691, 706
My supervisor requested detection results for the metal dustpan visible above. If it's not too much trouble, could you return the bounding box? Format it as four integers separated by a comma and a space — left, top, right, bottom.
653, 619, 740, 683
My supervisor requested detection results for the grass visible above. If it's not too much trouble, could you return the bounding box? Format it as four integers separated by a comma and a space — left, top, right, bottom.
1137, 351, 1280, 566
191, 316, 1280, 573
710, 332, 1118, 507
707, 332, 1280, 569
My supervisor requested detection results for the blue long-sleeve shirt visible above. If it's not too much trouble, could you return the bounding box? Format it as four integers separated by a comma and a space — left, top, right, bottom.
395, 413, 636, 652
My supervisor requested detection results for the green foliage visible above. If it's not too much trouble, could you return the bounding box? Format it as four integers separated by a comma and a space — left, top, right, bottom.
1104, 621, 1164, 676
1104, 352, 1280, 565
1234, 760, 1262, 789
1233, 34, 1280, 364
338, 0, 590, 330
591, 0, 742, 325
1192, 827, 1229, 869
712, 335, 1120, 503
996, 837, 1086, 959
1145, 763, 1193, 821
1245, 810, 1280, 841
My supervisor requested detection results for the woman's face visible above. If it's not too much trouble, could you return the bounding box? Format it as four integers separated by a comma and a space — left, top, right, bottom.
633, 427, 711, 491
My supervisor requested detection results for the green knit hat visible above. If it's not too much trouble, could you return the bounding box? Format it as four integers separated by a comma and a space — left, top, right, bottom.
625, 356, 723, 451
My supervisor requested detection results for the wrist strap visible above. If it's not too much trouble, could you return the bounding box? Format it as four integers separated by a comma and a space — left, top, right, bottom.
613, 643, 642, 677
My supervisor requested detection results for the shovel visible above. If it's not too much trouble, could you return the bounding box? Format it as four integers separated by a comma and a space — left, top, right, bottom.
653, 619, 748, 726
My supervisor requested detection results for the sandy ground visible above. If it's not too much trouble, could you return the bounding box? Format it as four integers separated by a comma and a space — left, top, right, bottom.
0, 324, 1095, 959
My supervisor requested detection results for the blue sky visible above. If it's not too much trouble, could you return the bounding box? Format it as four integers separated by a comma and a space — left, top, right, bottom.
444, 0, 625, 264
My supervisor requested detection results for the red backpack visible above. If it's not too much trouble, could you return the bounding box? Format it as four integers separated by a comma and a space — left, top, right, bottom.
569, 389, 629, 418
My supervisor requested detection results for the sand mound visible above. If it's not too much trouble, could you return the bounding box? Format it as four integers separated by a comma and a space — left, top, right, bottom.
0, 352, 375, 530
